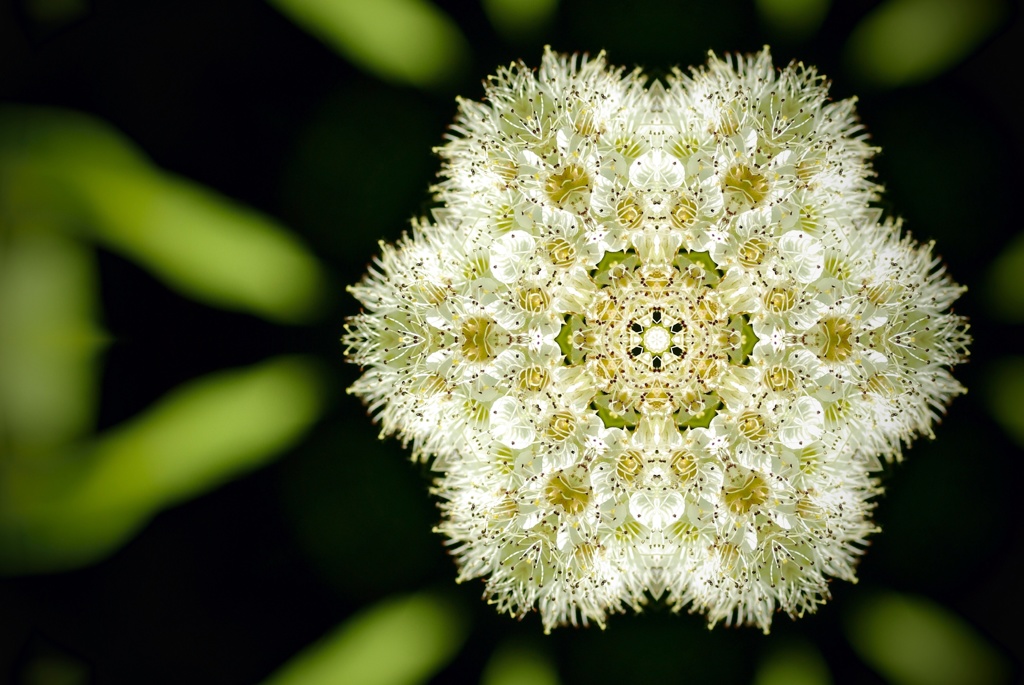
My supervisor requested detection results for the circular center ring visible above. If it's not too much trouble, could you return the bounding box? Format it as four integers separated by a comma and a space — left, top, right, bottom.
643, 325, 671, 354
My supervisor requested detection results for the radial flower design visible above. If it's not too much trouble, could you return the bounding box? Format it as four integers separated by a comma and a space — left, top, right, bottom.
343, 48, 970, 633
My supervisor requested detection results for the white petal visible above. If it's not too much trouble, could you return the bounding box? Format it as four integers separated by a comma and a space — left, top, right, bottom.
629, 150, 685, 188
629, 490, 686, 529
489, 396, 536, 449
778, 396, 825, 450
777, 230, 824, 283
489, 230, 536, 284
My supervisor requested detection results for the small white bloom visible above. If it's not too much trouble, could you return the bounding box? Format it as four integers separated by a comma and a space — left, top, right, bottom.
344, 48, 970, 633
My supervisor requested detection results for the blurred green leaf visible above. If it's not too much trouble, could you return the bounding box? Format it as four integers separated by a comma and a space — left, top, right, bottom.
754, 640, 832, 685
986, 231, 1024, 321
0, 106, 147, 169
0, 106, 325, 323
74, 170, 325, 323
0, 229, 105, 455
24, 0, 88, 26
263, 593, 467, 685
0, 356, 325, 573
986, 356, 1024, 448
19, 643, 89, 685
845, 0, 1004, 87
481, 639, 561, 685
755, 0, 830, 40
268, 0, 469, 88
482, 0, 559, 40
845, 592, 1009, 685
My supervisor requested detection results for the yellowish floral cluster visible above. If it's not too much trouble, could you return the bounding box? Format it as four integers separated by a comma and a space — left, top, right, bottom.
344, 48, 969, 632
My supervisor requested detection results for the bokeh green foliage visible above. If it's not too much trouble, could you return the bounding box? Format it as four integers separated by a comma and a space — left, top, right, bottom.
753, 639, 831, 685
268, 0, 471, 88
844, 0, 1005, 86
755, 0, 830, 41
0, 106, 327, 573
481, 639, 561, 685
986, 357, 1024, 449
0, 356, 323, 572
0, 107, 325, 324
481, 0, 559, 41
0, 228, 104, 455
263, 593, 468, 685
846, 592, 1009, 685
987, 231, 1024, 324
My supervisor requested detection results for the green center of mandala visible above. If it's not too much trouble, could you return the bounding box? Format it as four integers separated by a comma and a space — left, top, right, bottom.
558, 251, 757, 429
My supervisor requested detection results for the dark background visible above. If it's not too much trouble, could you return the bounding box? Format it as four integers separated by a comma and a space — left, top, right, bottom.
2, 0, 1022, 683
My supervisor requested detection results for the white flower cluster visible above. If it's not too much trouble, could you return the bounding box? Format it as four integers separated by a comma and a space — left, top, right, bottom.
343, 48, 969, 633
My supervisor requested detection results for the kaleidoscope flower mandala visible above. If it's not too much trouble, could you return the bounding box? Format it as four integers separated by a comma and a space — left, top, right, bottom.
343, 48, 970, 632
